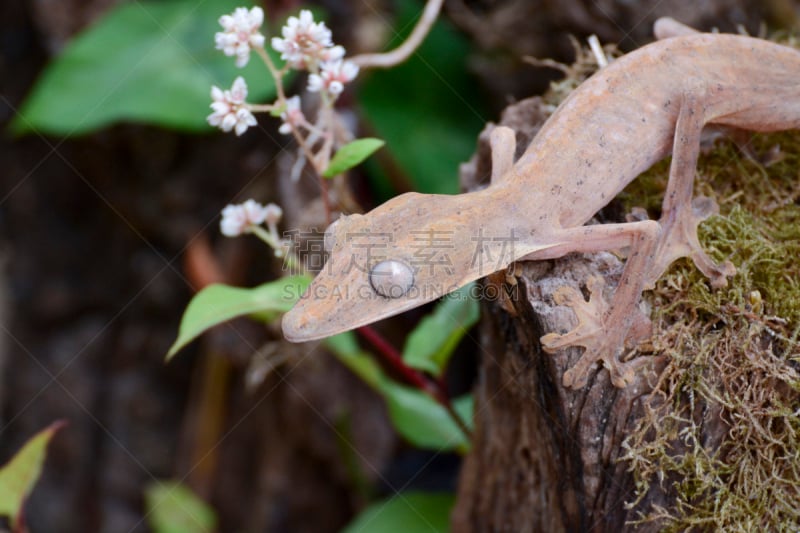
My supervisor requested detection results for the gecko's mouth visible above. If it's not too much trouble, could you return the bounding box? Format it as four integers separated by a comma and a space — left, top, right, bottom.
281, 293, 413, 343
280, 283, 380, 343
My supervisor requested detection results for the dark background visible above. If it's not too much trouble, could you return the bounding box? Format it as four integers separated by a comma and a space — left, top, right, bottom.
0, 0, 786, 531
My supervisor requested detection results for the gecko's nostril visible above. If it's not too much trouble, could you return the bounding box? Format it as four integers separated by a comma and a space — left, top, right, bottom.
369, 260, 414, 298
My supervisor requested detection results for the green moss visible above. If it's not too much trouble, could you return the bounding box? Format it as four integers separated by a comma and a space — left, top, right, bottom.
537, 39, 800, 529
620, 137, 800, 530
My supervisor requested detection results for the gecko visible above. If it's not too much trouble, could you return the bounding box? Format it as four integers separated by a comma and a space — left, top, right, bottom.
282, 18, 800, 389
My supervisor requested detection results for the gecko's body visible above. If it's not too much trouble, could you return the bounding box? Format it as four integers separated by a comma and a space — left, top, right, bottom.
283, 23, 800, 388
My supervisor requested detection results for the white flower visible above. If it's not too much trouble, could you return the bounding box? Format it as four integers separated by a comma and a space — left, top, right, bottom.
307, 60, 359, 95
320, 45, 345, 62
215, 6, 265, 68
207, 77, 257, 136
271, 9, 335, 69
278, 96, 304, 135
264, 203, 283, 225
220, 199, 270, 237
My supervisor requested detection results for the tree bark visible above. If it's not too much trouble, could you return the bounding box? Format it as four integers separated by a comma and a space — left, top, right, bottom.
452, 255, 670, 532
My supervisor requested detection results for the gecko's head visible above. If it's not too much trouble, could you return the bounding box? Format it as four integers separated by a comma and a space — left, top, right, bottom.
282, 192, 489, 342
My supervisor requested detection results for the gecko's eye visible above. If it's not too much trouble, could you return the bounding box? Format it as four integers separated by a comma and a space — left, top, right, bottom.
369, 260, 414, 298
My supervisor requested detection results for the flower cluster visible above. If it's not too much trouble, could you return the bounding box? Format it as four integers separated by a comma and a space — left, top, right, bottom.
220, 200, 282, 237
215, 7, 265, 68
270, 9, 359, 99
210, 7, 358, 138
207, 77, 257, 136
279, 96, 304, 135
270, 10, 340, 69
308, 59, 359, 95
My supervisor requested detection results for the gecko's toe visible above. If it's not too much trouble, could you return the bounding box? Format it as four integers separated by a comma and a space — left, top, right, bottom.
706, 259, 737, 288
551, 285, 583, 306
608, 363, 635, 388
541, 331, 575, 351
563, 366, 590, 389
540, 332, 562, 352
609, 357, 651, 388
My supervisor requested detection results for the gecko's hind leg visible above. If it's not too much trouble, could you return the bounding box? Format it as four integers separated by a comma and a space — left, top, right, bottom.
649, 85, 736, 288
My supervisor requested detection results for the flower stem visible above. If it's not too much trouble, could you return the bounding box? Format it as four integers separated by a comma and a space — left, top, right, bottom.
248, 225, 302, 272
349, 0, 443, 69
254, 46, 286, 101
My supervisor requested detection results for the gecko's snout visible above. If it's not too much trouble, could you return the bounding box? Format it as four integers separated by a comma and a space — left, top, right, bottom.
281, 307, 311, 343
282, 298, 346, 343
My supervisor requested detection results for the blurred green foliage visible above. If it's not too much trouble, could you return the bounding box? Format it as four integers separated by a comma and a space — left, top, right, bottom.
325, 331, 473, 453
0, 421, 64, 530
166, 275, 312, 360
359, 0, 488, 195
402, 283, 479, 375
12, 0, 279, 135
144, 481, 216, 533
342, 491, 455, 533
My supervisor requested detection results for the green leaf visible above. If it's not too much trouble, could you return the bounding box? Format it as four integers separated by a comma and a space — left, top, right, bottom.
382, 385, 472, 452
342, 491, 455, 533
358, 0, 487, 194
402, 283, 479, 376
324, 333, 472, 452
12, 0, 279, 136
167, 275, 312, 360
323, 138, 386, 178
144, 481, 216, 533
323, 333, 390, 391
0, 421, 65, 529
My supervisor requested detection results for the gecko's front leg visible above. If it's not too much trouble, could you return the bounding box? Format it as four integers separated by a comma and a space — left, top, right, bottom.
535, 220, 661, 388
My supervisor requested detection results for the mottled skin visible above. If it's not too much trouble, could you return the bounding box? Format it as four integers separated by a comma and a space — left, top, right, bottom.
283, 20, 800, 388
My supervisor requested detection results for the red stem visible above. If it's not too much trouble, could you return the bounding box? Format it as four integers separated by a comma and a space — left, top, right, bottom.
356, 326, 472, 439
356, 326, 436, 397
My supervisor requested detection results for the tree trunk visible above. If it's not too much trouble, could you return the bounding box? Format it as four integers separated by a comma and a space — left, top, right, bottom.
452, 255, 669, 532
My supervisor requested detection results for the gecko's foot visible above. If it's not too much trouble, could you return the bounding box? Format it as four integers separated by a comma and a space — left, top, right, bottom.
654, 195, 737, 289
688, 196, 737, 287
563, 353, 640, 389
541, 276, 648, 389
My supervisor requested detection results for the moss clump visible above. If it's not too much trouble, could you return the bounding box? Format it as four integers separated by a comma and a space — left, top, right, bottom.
620, 133, 800, 531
